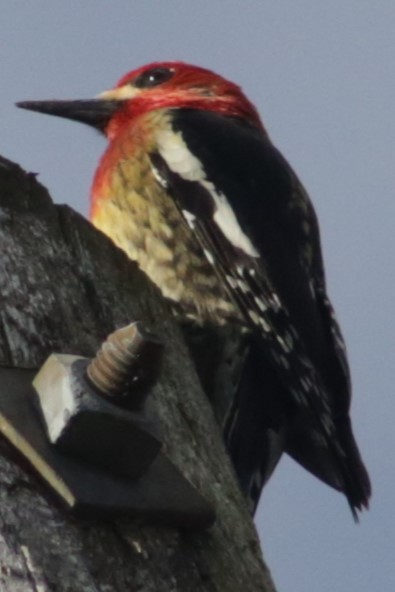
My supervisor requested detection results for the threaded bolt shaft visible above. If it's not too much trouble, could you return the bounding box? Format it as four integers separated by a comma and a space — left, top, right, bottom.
86, 322, 164, 408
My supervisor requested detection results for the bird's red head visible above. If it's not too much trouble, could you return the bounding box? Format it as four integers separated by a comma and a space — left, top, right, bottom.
96, 61, 263, 139
17, 61, 263, 141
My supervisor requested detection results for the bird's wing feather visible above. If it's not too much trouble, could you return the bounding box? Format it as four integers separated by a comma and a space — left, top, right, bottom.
151, 108, 367, 515
154, 109, 347, 407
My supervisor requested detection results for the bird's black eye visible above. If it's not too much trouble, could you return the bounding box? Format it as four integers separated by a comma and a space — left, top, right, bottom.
133, 67, 174, 89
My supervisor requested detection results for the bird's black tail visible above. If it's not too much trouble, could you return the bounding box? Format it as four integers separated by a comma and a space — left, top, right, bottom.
286, 412, 371, 520
224, 333, 371, 518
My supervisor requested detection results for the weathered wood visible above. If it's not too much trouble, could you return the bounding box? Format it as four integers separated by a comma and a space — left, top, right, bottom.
0, 155, 276, 592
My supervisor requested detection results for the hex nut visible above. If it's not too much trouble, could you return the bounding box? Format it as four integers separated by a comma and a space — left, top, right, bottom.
33, 353, 162, 479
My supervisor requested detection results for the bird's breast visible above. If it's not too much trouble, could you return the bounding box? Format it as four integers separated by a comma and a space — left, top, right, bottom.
91, 124, 237, 325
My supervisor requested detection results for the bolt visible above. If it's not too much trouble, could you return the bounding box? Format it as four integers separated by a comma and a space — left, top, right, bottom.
86, 322, 164, 409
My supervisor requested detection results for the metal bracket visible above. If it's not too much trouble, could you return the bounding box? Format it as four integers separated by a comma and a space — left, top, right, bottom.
0, 365, 215, 529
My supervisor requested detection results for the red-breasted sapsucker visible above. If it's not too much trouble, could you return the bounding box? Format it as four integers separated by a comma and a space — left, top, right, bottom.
18, 61, 371, 518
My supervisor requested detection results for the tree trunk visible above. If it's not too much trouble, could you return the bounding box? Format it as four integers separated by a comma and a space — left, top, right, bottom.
0, 155, 276, 592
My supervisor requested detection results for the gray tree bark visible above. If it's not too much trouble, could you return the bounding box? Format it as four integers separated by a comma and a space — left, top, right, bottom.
0, 155, 276, 592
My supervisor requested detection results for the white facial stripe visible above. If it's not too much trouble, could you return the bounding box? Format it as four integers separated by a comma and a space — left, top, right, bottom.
157, 130, 204, 180
157, 129, 259, 258
97, 86, 140, 100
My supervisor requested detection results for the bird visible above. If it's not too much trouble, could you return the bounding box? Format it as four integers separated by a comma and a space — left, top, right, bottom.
17, 61, 371, 518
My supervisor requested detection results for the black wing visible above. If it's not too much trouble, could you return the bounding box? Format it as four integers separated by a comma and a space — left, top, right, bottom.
154, 109, 371, 515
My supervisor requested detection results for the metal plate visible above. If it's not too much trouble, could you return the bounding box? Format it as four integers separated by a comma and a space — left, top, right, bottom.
0, 368, 215, 529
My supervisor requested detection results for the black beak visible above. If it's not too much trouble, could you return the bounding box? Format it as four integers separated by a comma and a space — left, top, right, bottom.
16, 99, 122, 133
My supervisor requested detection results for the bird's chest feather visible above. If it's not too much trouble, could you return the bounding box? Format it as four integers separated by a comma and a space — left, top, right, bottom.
91, 122, 236, 324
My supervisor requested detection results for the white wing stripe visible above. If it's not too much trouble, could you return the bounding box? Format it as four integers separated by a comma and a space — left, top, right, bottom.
157, 128, 259, 258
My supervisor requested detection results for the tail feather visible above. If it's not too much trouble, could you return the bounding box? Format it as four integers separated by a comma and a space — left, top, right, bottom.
286, 412, 371, 519
182, 321, 371, 519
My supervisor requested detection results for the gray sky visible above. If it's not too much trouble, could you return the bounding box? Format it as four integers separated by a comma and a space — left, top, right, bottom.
2, 2, 394, 590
